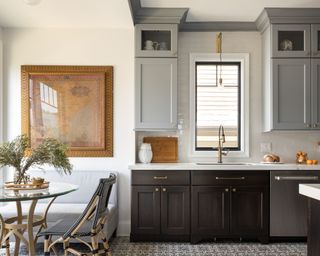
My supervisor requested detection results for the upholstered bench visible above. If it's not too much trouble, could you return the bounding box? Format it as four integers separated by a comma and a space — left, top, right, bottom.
0, 170, 118, 240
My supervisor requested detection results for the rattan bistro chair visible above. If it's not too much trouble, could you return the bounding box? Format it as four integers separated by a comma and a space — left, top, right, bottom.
38, 174, 116, 256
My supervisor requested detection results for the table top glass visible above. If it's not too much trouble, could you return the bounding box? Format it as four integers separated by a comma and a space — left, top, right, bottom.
0, 182, 78, 202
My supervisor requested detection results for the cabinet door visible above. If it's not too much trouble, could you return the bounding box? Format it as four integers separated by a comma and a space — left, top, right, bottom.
230, 187, 268, 236
135, 58, 177, 130
135, 24, 178, 58
311, 59, 320, 128
161, 186, 190, 235
272, 59, 311, 129
311, 24, 320, 57
272, 24, 311, 58
191, 186, 230, 236
131, 186, 161, 235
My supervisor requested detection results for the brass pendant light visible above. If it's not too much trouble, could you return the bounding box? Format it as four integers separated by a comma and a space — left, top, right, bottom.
216, 32, 223, 86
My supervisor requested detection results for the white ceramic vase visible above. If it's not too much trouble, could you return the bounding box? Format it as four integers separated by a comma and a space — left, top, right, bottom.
138, 143, 153, 164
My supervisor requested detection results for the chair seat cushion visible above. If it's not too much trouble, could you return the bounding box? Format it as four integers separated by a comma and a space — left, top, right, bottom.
0, 202, 116, 223
38, 218, 93, 237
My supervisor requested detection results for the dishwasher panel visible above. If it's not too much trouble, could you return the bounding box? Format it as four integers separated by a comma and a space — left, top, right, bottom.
270, 170, 320, 237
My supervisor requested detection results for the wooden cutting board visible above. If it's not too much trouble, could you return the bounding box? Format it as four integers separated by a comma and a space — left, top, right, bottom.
143, 137, 178, 163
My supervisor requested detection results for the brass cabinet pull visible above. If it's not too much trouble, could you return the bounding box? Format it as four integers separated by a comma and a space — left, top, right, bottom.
162, 188, 166, 192
216, 177, 245, 180
232, 188, 237, 192
155, 188, 159, 192
225, 188, 229, 192
153, 176, 168, 180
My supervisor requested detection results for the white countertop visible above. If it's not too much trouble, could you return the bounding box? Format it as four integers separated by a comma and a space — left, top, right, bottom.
129, 162, 320, 170
299, 184, 320, 201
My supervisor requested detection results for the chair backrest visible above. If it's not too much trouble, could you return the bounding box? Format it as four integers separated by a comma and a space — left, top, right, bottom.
62, 173, 116, 239
92, 173, 116, 228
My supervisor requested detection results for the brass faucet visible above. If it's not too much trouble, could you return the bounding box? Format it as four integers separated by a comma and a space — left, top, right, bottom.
217, 125, 228, 163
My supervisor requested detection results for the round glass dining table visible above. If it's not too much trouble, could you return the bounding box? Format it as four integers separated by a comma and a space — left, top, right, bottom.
0, 182, 78, 256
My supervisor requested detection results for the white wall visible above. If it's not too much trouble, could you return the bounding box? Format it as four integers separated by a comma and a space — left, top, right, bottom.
177, 31, 320, 163
3, 28, 135, 235
0, 27, 3, 144
0, 27, 3, 185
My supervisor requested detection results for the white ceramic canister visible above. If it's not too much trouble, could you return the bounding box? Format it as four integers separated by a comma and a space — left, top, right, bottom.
138, 143, 153, 164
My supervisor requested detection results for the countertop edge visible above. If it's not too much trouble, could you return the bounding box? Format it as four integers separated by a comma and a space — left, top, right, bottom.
299, 184, 320, 201
129, 163, 320, 170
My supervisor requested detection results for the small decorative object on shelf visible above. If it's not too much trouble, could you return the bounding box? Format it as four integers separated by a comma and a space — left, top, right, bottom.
138, 143, 153, 164
0, 135, 72, 185
280, 39, 293, 51
296, 151, 308, 164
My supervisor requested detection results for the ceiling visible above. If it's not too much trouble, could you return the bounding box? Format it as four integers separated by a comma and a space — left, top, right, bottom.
1, 0, 320, 29
141, 0, 320, 22
0, 0, 133, 28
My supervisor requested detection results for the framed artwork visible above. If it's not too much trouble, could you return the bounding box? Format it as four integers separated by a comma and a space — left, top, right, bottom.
21, 65, 113, 157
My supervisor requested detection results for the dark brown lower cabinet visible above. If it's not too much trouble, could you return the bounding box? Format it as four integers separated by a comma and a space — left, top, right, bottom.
191, 186, 268, 243
131, 186, 161, 236
230, 187, 269, 242
131, 170, 270, 243
131, 185, 190, 241
191, 186, 230, 236
191, 171, 269, 244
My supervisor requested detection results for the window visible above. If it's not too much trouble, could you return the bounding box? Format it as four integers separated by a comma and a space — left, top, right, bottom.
190, 53, 249, 158
196, 62, 241, 151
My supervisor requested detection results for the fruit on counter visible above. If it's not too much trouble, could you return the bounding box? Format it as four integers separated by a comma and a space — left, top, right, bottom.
263, 154, 280, 163
306, 159, 319, 165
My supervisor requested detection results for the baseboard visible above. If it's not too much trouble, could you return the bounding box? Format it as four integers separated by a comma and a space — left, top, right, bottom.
117, 220, 130, 236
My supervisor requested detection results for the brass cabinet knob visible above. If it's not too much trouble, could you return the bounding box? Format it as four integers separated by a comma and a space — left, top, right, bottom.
162, 188, 166, 192
232, 188, 237, 192
313, 123, 318, 128
155, 188, 159, 192
225, 188, 229, 192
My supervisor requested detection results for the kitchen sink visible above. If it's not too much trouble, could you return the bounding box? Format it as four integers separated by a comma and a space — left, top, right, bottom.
196, 162, 256, 165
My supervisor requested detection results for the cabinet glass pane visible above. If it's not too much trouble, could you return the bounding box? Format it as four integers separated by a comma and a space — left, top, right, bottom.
141, 31, 171, 51
278, 31, 304, 51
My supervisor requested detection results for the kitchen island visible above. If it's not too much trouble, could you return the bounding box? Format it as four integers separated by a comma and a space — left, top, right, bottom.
299, 184, 320, 256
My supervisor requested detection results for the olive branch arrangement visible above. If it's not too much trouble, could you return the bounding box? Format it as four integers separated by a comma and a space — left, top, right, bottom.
0, 135, 72, 184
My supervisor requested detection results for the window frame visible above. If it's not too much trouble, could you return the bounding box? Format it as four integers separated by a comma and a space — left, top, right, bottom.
195, 61, 241, 151
189, 53, 250, 159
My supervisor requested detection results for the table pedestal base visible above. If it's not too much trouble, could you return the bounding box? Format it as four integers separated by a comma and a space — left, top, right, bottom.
0, 198, 56, 256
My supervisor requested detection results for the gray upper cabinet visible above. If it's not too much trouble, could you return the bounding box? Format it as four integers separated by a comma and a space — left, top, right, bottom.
261, 9, 320, 131
272, 59, 311, 130
311, 24, 320, 57
312, 59, 320, 128
135, 58, 177, 130
135, 24, 178, 58
272, 24, 311, 58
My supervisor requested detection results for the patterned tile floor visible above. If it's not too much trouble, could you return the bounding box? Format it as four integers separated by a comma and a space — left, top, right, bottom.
0, 237, 307, 256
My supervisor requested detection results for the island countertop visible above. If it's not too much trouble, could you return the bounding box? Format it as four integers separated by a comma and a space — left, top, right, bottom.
129, 162, 320, 171
299, 184, 320, 201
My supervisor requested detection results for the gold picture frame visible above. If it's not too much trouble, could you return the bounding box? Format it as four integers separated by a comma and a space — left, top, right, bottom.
21, 65, 113, 157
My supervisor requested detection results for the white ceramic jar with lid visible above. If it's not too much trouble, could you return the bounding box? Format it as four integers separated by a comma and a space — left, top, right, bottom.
138, 143, 153, 164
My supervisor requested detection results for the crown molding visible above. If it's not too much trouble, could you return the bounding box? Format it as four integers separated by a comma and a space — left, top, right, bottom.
129, 2, 320, 32
180, 22, 257, 32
